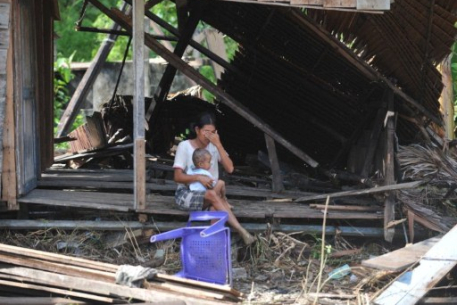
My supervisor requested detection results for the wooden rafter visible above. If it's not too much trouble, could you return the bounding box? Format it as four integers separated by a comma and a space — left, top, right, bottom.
87, 0, 319, 168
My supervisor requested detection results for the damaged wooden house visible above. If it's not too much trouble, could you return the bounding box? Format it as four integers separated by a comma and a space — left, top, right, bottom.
0, 0, 456, 251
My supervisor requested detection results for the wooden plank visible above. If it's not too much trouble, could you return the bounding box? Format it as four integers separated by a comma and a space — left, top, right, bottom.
38, 178, 313, 199
18, 193, 131, 212
310, 204, 382, 211
0, 297, 88, 305
2, 28, 16, 209
324, 0, 356, 8
0, 278, 116, 303
0, 2, 10, 29
146, 281, 236, 301
0, 252, 115, 282
383, 90, 395, 242
295, 181, 421, 202
0, 49, 6, 72
0, 266, 220, 305
0, 296, 88, 305
145, 0, 164, 10
0, 243, 118, 273
133, 0, 146, 211
375, 225, 457, 305
19, 188, 385, 220
439, 55, 454, 139
134, 139, 146, 210
357, 0, 390, 10
35, 0, 55, 170
156, 273, 242, 297
0, 29, 8, 50
418, 296, 457, 304
53, 143, 133, 162
264, 134, 284, 193
19, 189, 135, 205
0, 219, 152, 231
362, 236, 440, 271
13, 0, 39, 196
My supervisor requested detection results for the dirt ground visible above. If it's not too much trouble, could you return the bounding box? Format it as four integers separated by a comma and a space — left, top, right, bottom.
0, 224, 404, 305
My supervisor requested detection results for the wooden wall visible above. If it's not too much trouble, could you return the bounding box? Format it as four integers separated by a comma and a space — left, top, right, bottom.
35, 0, 56, 170
0, 0, 56, 208
0, 0, 14, 209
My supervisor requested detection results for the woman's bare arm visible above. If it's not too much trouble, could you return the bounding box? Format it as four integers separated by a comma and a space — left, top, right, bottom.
206, 132, 234, 173
174, 168, 214, 188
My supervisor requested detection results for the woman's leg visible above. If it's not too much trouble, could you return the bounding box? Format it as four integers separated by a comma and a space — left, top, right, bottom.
213, 180, 233, 209
203, 190, 255, 245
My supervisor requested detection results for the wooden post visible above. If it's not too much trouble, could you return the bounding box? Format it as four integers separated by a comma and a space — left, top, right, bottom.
264, 134, 284, 193
2, 17, 17, 209
175, 0, 188, 33
439, 55, 454, 140
88, 0, 319, 168
384, 89, 396, 242
133, 0, 146, 210
139, 4, 236, 76
0, 1, 10, 200
56, 3, 128, 138
360, 100, 387, 178
145, 3, 202, 121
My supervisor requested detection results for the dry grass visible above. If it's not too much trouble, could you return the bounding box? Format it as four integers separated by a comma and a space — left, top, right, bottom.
0, 225, 399, 304
397, 144, 457, 232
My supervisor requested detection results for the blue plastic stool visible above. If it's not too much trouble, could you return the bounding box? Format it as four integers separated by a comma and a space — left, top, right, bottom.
150, 211, 232, 286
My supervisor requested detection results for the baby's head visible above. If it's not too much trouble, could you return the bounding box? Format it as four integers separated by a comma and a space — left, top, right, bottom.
192, 148, 212, 170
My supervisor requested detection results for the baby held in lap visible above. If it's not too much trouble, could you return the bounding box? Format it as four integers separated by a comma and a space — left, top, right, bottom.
187, 148, 232, 209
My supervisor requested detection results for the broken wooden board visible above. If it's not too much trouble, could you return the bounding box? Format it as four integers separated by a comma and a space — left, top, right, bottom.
295, 181, 422, 202
362, 236, 440, 271
0, 243, 241, 303
54, 143, 133, 162
0, 266, 221, 305
374, 225, 457, 305
0, 297, 88, 305
68, 112, 107, 153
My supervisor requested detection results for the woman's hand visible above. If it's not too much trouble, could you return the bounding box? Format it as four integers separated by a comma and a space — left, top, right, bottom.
199, 175, 215, 189
205, 130, 222, 148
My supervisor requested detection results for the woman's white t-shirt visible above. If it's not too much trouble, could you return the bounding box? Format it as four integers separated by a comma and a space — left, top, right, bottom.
173, 140, 221, 188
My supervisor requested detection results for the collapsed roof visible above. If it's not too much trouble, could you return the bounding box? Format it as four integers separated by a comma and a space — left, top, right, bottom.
188, 0, 457, 169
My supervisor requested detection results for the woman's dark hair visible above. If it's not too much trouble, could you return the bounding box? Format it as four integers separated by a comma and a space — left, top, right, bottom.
189, 112, 216, 138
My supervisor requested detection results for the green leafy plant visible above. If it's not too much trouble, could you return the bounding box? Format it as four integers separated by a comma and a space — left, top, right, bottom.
54, 52, 84, 149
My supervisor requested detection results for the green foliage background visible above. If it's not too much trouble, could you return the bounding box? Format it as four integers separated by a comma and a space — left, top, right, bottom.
53, 0, 240, 121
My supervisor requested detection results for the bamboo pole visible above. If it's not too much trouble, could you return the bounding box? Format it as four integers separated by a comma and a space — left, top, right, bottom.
133, 0, 146, 210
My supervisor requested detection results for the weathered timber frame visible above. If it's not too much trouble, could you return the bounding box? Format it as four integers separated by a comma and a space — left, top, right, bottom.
87, 0, 320, 207
132, 0, 146, 210
80, 0, 445, 233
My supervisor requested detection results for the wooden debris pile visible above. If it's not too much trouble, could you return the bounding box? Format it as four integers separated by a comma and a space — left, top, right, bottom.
232, 230, 395, 304
397, 144, 457, 234
68, 112, 107, 153
0, 242, 241, 304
